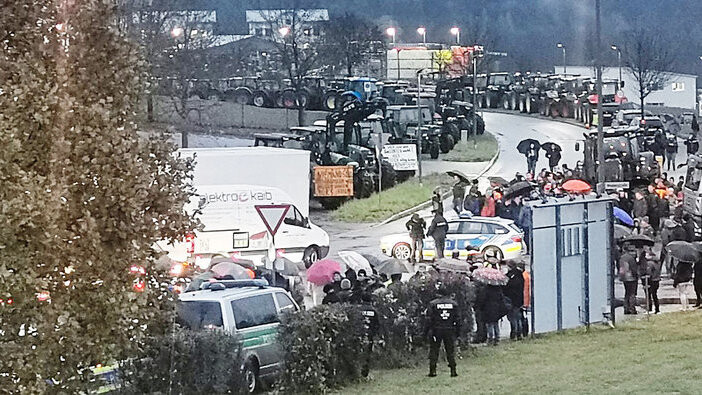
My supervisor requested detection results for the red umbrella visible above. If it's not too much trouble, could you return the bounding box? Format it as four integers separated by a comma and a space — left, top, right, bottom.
306, 258, 343, 286
562, 179, 591, 194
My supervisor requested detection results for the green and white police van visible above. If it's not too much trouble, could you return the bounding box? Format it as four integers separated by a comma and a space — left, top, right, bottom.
177, 279, 299, 393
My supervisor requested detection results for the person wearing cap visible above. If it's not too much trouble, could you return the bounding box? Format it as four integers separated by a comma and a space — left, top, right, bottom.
427, 209, 448, 259
425, 286, 461, 377
406, 213, 426, 263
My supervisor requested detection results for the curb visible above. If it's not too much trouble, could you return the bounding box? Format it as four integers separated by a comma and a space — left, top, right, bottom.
372, 135, 501, 228
482, 108, 589, 130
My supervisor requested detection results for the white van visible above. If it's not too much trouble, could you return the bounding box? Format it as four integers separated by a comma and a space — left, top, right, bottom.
160, 184, 329, 267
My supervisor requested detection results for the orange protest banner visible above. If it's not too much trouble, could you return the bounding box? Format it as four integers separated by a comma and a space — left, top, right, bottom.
314, 166, 354, 197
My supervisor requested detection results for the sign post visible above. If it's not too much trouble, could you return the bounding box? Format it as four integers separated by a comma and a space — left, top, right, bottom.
254, 204, 291, 287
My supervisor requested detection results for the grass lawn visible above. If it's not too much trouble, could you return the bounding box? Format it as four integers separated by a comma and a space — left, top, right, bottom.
342, 310, 702, 394
442, 133, 498, 162
332, 174, 452, 223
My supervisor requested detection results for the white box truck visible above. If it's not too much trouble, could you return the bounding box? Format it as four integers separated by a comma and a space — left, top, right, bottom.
159, 147, 329, 267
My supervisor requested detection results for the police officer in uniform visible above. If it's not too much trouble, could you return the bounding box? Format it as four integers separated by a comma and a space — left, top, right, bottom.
425, 286, 461, 377
359, 292, 379, 377
427, 209, 449, 259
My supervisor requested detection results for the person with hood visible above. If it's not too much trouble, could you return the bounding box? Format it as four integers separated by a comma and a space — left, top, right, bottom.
685, 133, 699, 155
463, 189, 481, 216
451, 175, 468, 215
503, 260, 525, 340
475, 281, 508, 345
431, 188, 444, 214
618, 244, 639, 315
641, 247, 662, 314
425, 286, 461, 377
631, 191, 648, 219
545, 148, 561, 172
525, 142, 539, 175
406, 214, 426, 263
427, 209, 449, 259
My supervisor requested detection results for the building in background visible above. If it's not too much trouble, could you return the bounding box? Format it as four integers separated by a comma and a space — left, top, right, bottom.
387, 44, 473, 80
245, 9, 329, 39
555, 66, 697, 110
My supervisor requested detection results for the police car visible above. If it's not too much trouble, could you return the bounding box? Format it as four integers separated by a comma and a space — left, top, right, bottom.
380, 215, 525, 261
177, 279, 300, 394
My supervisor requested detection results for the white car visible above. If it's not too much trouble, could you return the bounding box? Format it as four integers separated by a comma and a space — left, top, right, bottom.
380, 216, 525, 261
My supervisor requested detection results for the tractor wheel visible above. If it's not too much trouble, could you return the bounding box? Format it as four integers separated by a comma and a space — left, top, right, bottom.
525, 94, 532, 113
395, 170, 415, 183
234, 90, 252, 105
354, 171, 375, 199
476, 115, 485, 135
319, 197, 346, 210
252, 91, 267, 107
510, 93, 518, 111
502, 95, 510, 110
322, 90, 338, 111
447, 123, 460, 143
380, 161, 397, 190
485, 93, 494, 108
519, 97, 526, 113
296, 90, 310, 109
439, 134, 455, 153
562, 103, 571, 118
335, 93, 357, 111
550, 103, 559, 118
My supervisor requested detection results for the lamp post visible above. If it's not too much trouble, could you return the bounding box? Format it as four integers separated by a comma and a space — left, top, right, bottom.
611, 44, 622, 89
416, 68, 427, 185
557, 43, 566, 74
386, 27, 396, 46
450, 27, 460, 45
417, 27, 426, 45
278, 26, 290, 37
472, 46, 483, 142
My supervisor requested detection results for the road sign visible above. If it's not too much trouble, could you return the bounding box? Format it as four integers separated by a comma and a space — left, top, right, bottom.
254, 204, 291, 237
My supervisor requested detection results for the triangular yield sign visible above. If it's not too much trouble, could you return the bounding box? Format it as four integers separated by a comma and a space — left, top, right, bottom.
254, 204, 291, 237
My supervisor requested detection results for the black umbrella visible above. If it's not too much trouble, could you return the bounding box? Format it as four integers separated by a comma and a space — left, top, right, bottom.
541, 142, 562, 153
503, 181, 534, 200
436, 258, 472, 274
273, 257, 304, 276
447, 170, 470, 183
488, 176, 509, 187
361, 253, 382, 268
620, 234, 655, 247
375, 258, 413, 275
517, 138, 541, 154
665, 241, 701, 263
614, 224, 633, 240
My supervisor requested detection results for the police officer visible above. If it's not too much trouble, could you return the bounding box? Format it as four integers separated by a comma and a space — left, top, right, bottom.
425, 286, 461, 377
359, 292, 379, 377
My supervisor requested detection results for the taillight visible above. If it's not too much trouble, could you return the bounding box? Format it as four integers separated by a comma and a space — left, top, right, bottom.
133, 280, 145, 292
276, 249, 286, 257
185, 233, 195, 254
511, 235, 522, 243
640, 119, 646, 125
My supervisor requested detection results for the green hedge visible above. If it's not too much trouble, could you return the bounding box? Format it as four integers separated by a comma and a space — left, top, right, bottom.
277, 272, 475, 393
119, 328, 246, 394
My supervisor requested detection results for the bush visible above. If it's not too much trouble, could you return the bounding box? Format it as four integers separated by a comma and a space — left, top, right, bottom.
119, 328, 247, 394
276, 272, 475, 393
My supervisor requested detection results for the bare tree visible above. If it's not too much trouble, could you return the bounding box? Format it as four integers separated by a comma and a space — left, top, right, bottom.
322, 13, 383, 76
622, 27, 677, 119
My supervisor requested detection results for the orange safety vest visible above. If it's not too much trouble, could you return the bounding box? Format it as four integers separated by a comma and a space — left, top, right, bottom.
522, 270, 531, 308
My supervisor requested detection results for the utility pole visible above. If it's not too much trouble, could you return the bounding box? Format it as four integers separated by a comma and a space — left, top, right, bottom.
595, 0, 605, 190
416, 69, 424, 185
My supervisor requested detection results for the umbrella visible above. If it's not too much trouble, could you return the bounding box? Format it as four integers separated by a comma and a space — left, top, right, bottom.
273, 257, 304, 276
186, 271, 215, 292
361, 253, 382, 268
620, 234, 654, 247
613, 207, 634, 226
472, 267, 508, 286
210, 262, 254, 280
665, 241, 701, 263
306, 258, 343, 286
338, 251, 373, 274
541, 142, 562, 153
436, 258, 472, 274
614, 224, 633, 240
209, 256, 256, 270
488, 176, 509, 187
446, 170, 470, 183
375, 258, 413, 275
517, 138, 541, 154
503, 181, 534, 200
562, 179, 592, 194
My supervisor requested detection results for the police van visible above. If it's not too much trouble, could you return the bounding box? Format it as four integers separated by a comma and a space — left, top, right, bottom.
177, 279, 300, 393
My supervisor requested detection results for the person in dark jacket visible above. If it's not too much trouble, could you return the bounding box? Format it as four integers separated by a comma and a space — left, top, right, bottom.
431, 188, 444, 214
683, 214, 696, 242
631, 191, 648, 219
641, 247, 662, 314
452, 176, 468, 215
685, 134, 699, 155
427, 210, 448, 259
471, 282, 488, 344
618, 246, 639, 315
504, 260, 525, 339
645, 185, 660, 233
359, 292, 380, 377
525, 142, 539, 175
545, 149, 561, 172
476, 283, 508, 345
406, 214, 426, 263
665, 134, 678, 171
673, 259, 694, 310
463, 190, 481, 216
425, 287, 461, 377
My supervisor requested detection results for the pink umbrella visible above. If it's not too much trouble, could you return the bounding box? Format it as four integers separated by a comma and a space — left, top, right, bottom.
472, 267, 508, 286
306, 258, 343, 286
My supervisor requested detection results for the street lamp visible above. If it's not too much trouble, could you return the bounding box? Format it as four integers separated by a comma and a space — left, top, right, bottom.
171, 26, 184, 38
278, 26, 290, 37
557, 43, 566, 74
611, 44, 622, 89
417, 27, 426, 45
386, 27, 396, 46
450, 27, 460, 45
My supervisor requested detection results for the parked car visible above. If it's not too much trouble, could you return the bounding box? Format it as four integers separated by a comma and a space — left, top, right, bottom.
178, 279, 300, 393
379, 215, 525, 261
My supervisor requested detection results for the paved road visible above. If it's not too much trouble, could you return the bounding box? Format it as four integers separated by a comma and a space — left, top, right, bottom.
314, 112, 590, 261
